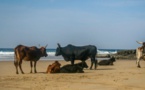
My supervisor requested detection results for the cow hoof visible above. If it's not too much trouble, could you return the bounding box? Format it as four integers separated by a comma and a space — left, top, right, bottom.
90, 68, 92, 70
78, 71, 84, 73
30, 70, 32, 73
137, 66, 141, 68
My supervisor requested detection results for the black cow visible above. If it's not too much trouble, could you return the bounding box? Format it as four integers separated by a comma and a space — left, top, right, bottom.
98, 56, 116, 65
60, 62, 88, 73
55, 43, 97, 69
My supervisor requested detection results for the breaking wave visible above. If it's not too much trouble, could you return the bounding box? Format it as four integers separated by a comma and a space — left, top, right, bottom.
0, 48, 117, 61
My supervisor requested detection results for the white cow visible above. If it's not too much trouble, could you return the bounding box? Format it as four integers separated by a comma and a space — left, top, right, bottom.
136, 41, 145, 68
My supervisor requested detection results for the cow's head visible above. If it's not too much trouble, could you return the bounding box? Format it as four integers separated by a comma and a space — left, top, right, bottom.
54, 61, 61, 66
110, 56, 116, 62
55, 43, 62, 56
40, 44, 48, 57
82, 62, 88, 68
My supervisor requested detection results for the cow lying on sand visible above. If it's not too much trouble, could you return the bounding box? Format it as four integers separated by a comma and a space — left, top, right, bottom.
60, 62, 88, 73
46, 61, 61, 73
98, 56, 116, 65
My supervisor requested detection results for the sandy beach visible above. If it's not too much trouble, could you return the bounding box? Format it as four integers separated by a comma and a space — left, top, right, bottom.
0, 59, 145, 90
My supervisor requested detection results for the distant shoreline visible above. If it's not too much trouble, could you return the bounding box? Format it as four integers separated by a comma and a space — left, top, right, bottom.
0, 49, 136, 61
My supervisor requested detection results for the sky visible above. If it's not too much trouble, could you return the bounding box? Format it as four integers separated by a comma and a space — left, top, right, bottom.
0, 0, 145, 49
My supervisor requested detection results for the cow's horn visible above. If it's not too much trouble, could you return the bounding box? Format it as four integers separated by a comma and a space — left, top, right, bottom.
136, 41, 143, 44
45, 44, 48, 48
57, 43, 61, 48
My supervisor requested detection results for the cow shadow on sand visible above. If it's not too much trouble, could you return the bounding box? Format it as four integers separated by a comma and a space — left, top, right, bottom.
96, 68, 115, 70
25, 68, 115, 74
84, 68, 115, 71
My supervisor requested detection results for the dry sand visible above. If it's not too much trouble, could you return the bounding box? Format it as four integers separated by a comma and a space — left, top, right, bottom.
0, 59, 145, 90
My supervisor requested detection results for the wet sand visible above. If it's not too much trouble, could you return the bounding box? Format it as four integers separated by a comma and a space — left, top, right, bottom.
0, 59, 145, 90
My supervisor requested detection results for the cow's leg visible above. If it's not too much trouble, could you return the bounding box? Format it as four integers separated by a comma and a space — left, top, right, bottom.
110, 62, 113, 65
90, 57, 97, 70
90, 58, 94, 70
81, 61, 85, 67
34, 61, 37, 73
19, 60, 24, 74
14, 60, 19, 74
30, 61, 33, 73
70, 57, 75, 65
94, 59, 98, 69
90, 61, 93, 70
137, 58, 141, 68
71, 60, 74, 65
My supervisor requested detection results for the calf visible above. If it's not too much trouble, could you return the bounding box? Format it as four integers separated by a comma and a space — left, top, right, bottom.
46, 61, 61, 73
98, 56, 116, 65
60, 62, 88, 73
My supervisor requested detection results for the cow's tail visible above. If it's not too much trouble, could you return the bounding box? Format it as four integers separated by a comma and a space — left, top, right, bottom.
14, 48, 19, 66
14, 48, 17, 66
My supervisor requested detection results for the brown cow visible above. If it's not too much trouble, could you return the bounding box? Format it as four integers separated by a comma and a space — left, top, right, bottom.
46, 61, 61, 73
14, 44, 48, 74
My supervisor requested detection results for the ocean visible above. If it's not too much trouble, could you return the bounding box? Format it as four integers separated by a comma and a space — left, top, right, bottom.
0, 48, 118, 61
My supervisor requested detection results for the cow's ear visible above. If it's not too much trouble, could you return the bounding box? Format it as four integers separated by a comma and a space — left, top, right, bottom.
57, 43, 61, 48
